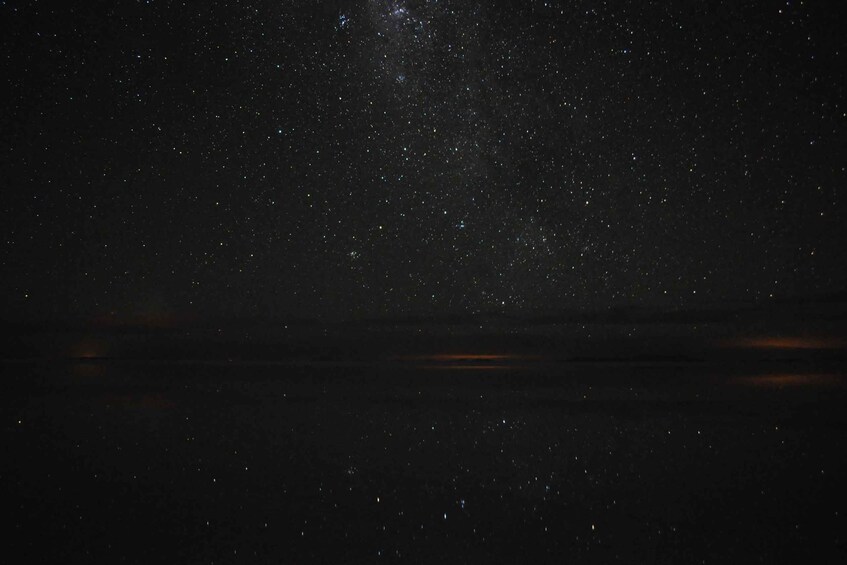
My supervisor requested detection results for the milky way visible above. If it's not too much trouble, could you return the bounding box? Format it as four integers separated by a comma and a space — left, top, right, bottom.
2, 1, 845, 321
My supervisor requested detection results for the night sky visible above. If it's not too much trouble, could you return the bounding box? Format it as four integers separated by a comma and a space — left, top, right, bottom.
3, 1, 846, 322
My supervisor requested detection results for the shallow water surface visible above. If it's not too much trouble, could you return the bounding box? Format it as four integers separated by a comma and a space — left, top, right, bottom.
3, 359, 846, 563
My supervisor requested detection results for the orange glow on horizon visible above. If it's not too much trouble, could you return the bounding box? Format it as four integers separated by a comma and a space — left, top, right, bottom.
400, 354, 522, 362
69, 338, 109, 359
728, 337, 847, 350
416, 364, 522, 371
391, 353, 531, 370
735, 373, 842, 387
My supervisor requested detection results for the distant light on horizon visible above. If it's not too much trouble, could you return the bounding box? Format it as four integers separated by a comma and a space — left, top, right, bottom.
729, 337, 847, 350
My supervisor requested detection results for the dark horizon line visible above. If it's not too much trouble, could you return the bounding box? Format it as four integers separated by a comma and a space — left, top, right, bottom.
2, 289, 846, 333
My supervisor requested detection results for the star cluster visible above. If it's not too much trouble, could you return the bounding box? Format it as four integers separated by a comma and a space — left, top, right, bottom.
2, 0, 845, 321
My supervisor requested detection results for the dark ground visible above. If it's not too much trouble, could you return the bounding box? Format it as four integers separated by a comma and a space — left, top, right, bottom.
2, 328, 847, 563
